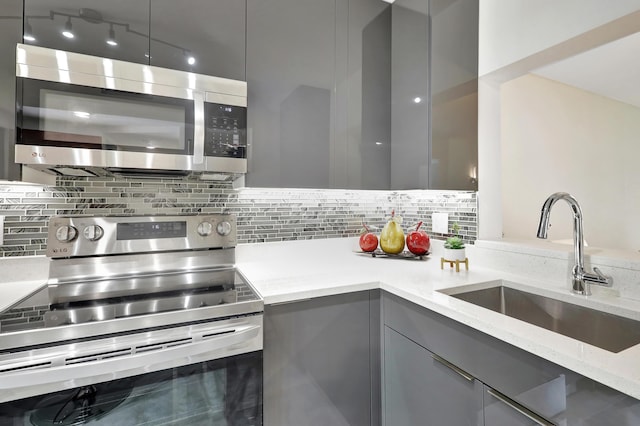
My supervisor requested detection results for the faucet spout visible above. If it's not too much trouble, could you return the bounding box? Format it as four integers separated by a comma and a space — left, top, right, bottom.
536, 192, 610, 295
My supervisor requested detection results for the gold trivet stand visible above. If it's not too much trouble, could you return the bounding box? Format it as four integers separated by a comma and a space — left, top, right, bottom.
440, 257, 469, 272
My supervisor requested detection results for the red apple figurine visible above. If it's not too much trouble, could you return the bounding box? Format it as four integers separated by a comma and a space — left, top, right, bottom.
406, 221, 430, 255
359, 223, 378, 252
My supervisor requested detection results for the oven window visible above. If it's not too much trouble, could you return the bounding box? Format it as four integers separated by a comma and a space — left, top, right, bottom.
17, 78, 194, 155
0, 351, 262, 425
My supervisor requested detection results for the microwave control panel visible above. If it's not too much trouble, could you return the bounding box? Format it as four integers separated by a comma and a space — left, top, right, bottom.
204, 103, 247, 159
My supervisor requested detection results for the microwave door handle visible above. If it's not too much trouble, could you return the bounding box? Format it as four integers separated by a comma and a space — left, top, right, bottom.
0, 323, 261, 404
193, 91, 205, 165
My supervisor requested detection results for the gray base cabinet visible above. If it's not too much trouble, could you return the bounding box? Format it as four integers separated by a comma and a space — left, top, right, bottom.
384, 326, 483, 426
264, 290, 380, 426
382, 291, 640, 425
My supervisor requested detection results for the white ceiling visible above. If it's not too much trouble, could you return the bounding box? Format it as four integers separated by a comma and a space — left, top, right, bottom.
532, 31, 640, 108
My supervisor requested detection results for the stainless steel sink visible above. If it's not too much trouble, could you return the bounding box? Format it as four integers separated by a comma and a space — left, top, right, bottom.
445, 285, 640, 353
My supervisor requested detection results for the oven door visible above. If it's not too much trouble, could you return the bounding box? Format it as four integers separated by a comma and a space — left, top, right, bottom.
0, 315, 263, 425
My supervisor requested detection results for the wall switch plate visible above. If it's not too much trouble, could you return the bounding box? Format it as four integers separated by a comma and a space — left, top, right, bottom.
432, 213, 448, 234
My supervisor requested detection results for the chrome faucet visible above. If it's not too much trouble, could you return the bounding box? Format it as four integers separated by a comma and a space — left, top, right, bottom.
536, 192, 611, 295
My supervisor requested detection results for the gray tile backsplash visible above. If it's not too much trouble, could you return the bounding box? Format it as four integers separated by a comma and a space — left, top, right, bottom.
0, 176, 476, 257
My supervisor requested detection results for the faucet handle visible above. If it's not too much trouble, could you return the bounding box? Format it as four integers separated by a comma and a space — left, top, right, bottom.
585, 267, 613, 287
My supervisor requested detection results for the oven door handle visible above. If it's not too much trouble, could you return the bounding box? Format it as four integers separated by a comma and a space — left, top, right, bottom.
0, 321, 261, 403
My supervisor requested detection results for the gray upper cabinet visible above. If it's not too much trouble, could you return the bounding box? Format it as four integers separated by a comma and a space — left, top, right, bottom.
391, 0, 478, 190
22, 0, 245, 79
149, 0, 246, 80
23, 0, 150, 64
247, 0, 477, 190
246, 0, 337, 188
0, 0, 22, 181
343, 0, 392, 190
390, 0, 430, 190
246, 0, 392, 189
430, 0, 478, 190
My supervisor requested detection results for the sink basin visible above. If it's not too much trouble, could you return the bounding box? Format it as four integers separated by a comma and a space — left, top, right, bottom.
444, 284, 640, 353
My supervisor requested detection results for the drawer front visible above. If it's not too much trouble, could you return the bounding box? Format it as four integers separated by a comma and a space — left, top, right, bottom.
382, 291, 640, 425
384, 326, 483, 426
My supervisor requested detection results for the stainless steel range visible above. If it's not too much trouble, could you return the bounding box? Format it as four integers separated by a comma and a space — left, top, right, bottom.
0, 215, 263, 425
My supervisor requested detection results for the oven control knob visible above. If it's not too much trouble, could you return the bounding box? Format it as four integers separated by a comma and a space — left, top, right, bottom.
216, 221, 232, 236
83, 225, 104, 241
197, 221, 213, 237
55, 225, 78, 243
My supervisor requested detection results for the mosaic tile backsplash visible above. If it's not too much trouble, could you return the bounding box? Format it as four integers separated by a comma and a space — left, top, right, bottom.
0, 176, 477, 257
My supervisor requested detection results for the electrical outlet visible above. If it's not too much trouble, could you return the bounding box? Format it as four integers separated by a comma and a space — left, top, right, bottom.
432, 213, 448, 234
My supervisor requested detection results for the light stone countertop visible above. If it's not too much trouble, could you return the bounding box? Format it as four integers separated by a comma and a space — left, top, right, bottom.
2, 237, 640, 400
235, 237, 640, 401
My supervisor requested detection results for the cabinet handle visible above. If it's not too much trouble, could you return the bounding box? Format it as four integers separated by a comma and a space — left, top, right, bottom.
267, 298, 312, 307
431, 353, 474, 382
487, 388, 556, 426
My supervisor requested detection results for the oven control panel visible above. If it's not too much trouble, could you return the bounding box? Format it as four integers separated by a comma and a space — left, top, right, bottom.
47, 214, 237, 258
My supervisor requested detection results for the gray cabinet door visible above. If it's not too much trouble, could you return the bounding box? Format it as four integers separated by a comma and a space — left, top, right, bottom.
383, 291, 640, 425
384, 326, 483, 426
484, 385, 555, 426
264, 291, 377, 426
390, 0, 430, 190
24, 0, 149, 64
390, 0, 478, 190
0, 0, 22, 181
149, 0, 246, 80
342, 0, 392, 190
246, 0, 478, 190
429, 0, 478, 190
246, 0, 336, 188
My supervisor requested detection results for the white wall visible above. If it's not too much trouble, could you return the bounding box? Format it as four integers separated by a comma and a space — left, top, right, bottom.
479, 0, 640, 76
477, 1, 640, 245
501, 74, 640, 250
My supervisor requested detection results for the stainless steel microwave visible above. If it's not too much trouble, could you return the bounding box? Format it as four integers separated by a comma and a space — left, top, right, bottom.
15, 44, 247, 178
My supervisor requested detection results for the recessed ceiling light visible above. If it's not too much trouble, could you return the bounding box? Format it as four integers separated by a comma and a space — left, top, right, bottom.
62, 18, 74, 39
24, 20, 36, 42
414, 97, 422, 104
106, 24, 118, 46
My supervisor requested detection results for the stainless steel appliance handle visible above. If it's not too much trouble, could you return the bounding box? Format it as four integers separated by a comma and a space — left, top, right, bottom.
0, 321, 261, 404
487, 388, 556, 426
431, 353, 475, 382
193, 91, 205, 165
